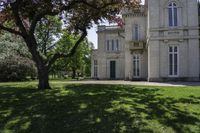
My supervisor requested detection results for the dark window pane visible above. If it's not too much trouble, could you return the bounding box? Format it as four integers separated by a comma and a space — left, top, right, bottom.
94, 60, 97, 65
169, 47, 173, 52
112, 40, 114, 51
137, 61, 140, 76
174, 54, 177, 65
107, 40, 110, 51
169, 54, 173, 75
116, 39, 119, 51
135, 24, 139, 40
169, 8, 173, 26
173, 3, 177, 7
174, 54, 178, 75
94, 66, 98, 77
174, 65, 177, 75
174, 46, 178, 52
174, 8, 178, 26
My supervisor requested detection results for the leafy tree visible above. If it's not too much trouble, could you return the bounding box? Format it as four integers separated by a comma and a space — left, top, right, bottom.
0, 0, 140, 90
51, 31, 93, 79
0, 32, 30, 59
35, 16, 62, 56
0, 32, 37, 81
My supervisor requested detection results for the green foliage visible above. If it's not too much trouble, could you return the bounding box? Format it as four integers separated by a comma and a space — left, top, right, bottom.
0, 32, 30, 59
0, 83, 199, 132
0, 55, 37, 82
35, 16, 62, 55
0, 0, 140, 89
50, 31, 93, 78
0, 32, 37, 82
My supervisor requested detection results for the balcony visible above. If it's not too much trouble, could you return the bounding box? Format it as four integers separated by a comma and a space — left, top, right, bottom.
129, 41, 146, 51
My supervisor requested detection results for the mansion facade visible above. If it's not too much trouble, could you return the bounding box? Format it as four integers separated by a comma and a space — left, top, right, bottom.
91, 0, 200, 81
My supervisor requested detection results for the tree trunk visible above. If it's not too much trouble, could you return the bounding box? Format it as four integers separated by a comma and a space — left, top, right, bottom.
23, 36, 51, 90
37, 65, 51, 90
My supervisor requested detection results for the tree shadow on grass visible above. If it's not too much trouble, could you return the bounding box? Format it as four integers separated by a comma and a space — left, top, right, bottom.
0, 84, 199, 133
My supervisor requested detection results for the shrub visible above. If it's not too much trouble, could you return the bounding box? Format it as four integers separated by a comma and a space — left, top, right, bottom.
0, 55, 37, 82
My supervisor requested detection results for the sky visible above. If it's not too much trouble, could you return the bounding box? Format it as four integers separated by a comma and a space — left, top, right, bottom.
87, 0, 145, 49
87, 25, 98, 49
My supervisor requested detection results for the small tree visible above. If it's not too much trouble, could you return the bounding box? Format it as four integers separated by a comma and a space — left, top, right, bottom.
0, 0, 140, 90
51, 31, 93, 79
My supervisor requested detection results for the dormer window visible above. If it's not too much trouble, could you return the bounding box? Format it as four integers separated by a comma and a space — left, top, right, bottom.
168, 2, 178, 27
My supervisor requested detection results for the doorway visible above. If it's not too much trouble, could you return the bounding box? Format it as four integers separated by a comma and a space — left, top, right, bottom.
110, 61, 116, 79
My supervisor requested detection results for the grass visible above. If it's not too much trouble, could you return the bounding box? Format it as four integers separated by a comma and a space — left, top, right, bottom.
0, 81, 200, 133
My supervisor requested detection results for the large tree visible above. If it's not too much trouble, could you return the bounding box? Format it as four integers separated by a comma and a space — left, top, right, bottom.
0, 0, 140, 90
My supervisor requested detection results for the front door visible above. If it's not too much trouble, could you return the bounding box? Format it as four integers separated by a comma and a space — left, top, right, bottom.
110, 61, 116, 79
133, 55, 140, 78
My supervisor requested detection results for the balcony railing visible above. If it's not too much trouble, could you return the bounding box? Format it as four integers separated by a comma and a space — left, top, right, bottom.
129, 40, 146, 51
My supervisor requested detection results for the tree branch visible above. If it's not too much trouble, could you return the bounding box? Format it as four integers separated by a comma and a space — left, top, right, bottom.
29, 11, 55, 35
0, 24, 23, 36
78, 0, 119, 10
11, 1, 28, 35
47, 29, 87, 70
29, 0, 120, 35
29, 1, 77, 35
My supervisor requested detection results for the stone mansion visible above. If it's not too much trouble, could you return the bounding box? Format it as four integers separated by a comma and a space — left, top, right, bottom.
91, 0, 200, 81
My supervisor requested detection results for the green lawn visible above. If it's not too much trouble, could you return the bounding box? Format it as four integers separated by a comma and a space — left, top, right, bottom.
0, 82, 200, 133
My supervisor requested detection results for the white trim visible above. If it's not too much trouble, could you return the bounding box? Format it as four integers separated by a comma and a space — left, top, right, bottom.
168, 2, 178, 27
168, 45, 179, 77
133, 54, 141, 78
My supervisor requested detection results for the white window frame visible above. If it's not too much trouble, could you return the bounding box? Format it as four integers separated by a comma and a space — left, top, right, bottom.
133, 54, 141, 78
168, 45, 179, 77
168, 2, 178, 27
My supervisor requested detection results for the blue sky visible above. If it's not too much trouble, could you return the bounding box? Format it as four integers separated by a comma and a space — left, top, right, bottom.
87, 0, 145, 48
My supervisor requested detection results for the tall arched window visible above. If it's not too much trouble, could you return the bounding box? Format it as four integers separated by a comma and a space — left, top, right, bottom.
168, 2, 178, 27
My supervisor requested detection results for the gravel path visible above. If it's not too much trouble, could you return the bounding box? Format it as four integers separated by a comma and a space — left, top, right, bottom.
52, 80, 200, 87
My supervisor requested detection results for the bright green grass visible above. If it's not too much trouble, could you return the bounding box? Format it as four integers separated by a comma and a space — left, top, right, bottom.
0, 82, 200, 133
